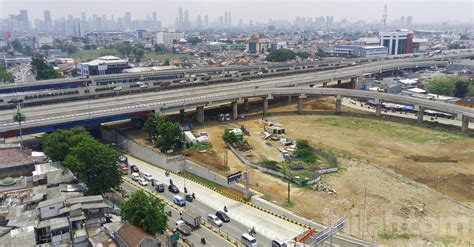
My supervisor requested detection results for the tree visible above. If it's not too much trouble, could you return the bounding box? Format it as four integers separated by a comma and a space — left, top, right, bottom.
188, 36, 202, 45
266, 49, 296, 62
155, 119, 181, 152
316, 48, 326, 57
132, 46, 145, 62
59, 44, 78, 56
143, 113, 159, 140
11, 39, 23, 53
154, 44, 168, 53
40, 44, 53, 50
448, 43, 461, 50
454, 80, 470, 98
222, 130, 239, 145
0, 67, 14, 83
43, 127, 93, 162
297, 51, 310, 59
63, 137, 122, 195
120, 190, 167, 235
295, 140, 317, 163
115, 42, 132, 57
163, 59, 170, 66
31, 54, 61, 80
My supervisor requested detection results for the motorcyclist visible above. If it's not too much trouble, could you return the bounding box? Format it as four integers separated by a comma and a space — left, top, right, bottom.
224, 206, 228, 212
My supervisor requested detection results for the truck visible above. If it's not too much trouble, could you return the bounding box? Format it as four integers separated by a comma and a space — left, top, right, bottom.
176, 220, 192, 236
181, 210, 201, 228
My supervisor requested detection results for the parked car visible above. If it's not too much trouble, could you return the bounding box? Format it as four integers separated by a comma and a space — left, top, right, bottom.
7, 98, 23, 104
168, 184, 179, 194
185, 194, 193, 202
207, 214, 223, 227
130, 165, 139, 173
173, 195, 186, 207
155, 183, 165, 193
241, 233, 257, 247
113, 86, 122, 91
131, 172, 140, 181
143, 173, 154, 181
271, 239, 287, 247
215, 211, 230, 223
138, 178, 148, 186
118, 155, 128, 164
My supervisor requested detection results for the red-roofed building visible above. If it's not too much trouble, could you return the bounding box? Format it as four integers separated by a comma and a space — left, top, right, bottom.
114, 222, 161, 247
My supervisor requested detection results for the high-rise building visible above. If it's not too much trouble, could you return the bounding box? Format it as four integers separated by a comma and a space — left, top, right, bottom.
44, 10, 52, 31
156, 31, 185, 44
125, 12, 131, 28
379, 29, 413, 55
219, 16, 224, 26
228, 11, 232, 27
152, 12, 157, 22
224, 11, 228, 26
406, 16, 413, 26
196, 15, 203, 27
184, 10, 189, 26
81, 12, 86, 22
178, 8, 183, 27
204, 15, 209, 26
19, 10, 29, 30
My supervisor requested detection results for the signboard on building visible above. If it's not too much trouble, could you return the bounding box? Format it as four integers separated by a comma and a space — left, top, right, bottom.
227, 171, 242, 184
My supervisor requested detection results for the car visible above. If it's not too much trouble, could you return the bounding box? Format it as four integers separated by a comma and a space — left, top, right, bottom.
113, 86, 122, 91
168, 184, 179, 194
131, 172, 140, 181
130, 165, 139, 173
185, 194, 193, 202
138, 178, 148, 186
118, 155, 128, 164
139, 83, 149, 88
155, 183, 165, 193
143, 173, 154, 181
173, 195, 186, 207
271, 239, 287, 247
215, 211, 230, 223
207, 214, 223, 227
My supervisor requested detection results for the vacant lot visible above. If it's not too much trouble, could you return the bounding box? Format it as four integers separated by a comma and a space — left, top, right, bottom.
192, 96, 474, 246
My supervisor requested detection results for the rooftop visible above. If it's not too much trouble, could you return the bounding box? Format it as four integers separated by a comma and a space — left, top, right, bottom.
0, 147, 45, 170
117, 222, 155, 247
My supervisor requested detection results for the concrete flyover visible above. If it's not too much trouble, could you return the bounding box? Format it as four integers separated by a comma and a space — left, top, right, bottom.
1, 86, 473, 138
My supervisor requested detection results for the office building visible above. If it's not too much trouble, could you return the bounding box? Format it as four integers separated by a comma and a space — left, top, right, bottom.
379, 29, 413, 55
354, 46, 388, 58
156, 31, 185, 44
76, 56, 129, 76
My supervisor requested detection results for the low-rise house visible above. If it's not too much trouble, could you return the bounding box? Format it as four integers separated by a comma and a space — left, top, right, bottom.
114, 222, 161, 247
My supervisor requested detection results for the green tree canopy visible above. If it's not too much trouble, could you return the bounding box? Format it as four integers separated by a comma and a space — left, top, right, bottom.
222, 129, 239, 145
31, 54, 61, 80
425, 76, 474, 98
131, 46, 145, 62
297, 51, 311, 59
120, 190, 167, 235
43, 127, 94, 162
315, 48, 327, 57
63, 138, 121, 195
266, 49, 296, 62
295, 140, 318, 163
0, 67, 14, 83
115, 42, 132, 57
188, 36, 202, 45
154, 44, 168, 53
11, 39, 23, 53
155, 119, 182, 152
59, 44, 78, 56
143, 113, 159, 140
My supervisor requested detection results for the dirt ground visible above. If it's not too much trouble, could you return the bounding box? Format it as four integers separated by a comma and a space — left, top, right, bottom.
191, 96, 474, 246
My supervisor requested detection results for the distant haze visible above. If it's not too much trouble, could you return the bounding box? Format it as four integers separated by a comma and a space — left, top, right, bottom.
1, 0, 473, 25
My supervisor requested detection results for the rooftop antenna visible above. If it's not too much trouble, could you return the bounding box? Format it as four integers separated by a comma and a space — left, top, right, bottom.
382, 4, 388, 30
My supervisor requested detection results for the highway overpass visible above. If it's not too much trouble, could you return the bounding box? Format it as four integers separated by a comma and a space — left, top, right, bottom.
0, 56, 461, 108
1, 85, 473, 138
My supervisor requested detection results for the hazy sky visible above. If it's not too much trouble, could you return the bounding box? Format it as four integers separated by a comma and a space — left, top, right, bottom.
1, 0, 473, 25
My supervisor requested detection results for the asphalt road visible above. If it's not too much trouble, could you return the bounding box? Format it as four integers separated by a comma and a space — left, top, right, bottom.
124, 155, 307, 247
120, 180, 234, 247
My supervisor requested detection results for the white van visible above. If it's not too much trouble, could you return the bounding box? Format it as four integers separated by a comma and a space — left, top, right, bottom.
241, 233, 257, 247
131, 172, 140, 181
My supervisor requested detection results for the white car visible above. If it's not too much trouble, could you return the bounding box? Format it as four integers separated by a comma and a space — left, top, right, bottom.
131, 172, 140, 181
143, 172, 154, 181
139, 83, 149, 88
113, 86, 122, 91
138, 178, 148, 186
207, 214, 223, 227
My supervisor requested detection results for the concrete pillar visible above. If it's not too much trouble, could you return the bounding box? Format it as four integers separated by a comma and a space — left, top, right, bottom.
288, 95, 292, 103
416, 106, 424, 124
336, 96, 342, 114
179, 109, 185, 122
297, 97, 303, 114
337, 79, 342, 87
350, 78, 356, 89
323, 82, 327, 88
196, 106, 204, 123
263, 97, 269, 116
461, 117, 469, 133
232, 101, 238, 120
243, 98, 249, 112
376, 103, 383, 117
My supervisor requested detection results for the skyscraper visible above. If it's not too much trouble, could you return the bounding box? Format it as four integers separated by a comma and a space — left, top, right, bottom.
228, 11, 231, 27
19, 10, 29, 30
204, 15, 209, 27
81, 12, 86, 22
196, 15, 203, 27
152, 12, 157, 22
178, 8, 183, 27
406, 16, 413, 26
184, 10, 189, 26
224, 11, 228, 26
44, 10, 52, 31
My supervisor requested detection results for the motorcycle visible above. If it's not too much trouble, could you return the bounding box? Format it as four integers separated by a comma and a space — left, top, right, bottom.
248, 227, 256, 236
224, 206, 228, 213
201, 237, 206, 244
192, 193, 195, 199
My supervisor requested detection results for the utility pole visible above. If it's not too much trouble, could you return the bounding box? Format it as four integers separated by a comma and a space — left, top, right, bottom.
13, 103, 26, 148
244, 165, 250, 200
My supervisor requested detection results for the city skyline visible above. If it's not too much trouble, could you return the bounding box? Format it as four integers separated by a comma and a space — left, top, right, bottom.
1, 0, 472, 26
